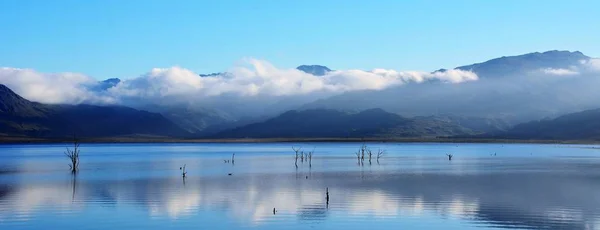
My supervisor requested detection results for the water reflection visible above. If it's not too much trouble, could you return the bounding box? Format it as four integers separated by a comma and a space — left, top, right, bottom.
1, 143, 600, 229
1, 169, 599, 229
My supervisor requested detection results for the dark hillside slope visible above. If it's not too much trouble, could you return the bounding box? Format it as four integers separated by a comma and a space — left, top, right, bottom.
0, 84, 188, 138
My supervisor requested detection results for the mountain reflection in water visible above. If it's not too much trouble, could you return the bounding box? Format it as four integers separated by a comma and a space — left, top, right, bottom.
1, 143, 600, 230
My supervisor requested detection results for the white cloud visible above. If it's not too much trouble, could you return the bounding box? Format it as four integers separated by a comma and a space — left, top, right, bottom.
4, 55, 600, 112
535, 59, 600, 76
0, 58, 477, 106
109, 66, 204, 98
325, 68, 478, 91
539, 68, 579, 76
116, 59, 478, 98
0, 67, 115, 104
5, 56, 600, 121
580, 58, 600, 72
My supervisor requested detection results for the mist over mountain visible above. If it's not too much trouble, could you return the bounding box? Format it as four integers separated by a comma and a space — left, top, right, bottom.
302, 50, 600, 124
454, 50, 589, 78
213, 108, 474, 139
1, 50, 600, 139
0, 57, 476, 115
139, 104, 236, 134
199, 65, 332, 78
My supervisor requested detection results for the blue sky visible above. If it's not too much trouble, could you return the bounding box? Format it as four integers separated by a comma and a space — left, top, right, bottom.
1, 0, 599, 80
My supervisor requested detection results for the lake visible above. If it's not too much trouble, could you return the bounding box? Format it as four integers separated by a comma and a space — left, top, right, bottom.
1, 143, 600, 230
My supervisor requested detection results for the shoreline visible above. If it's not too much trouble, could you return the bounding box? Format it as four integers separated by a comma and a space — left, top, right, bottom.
0, 136, 598, 145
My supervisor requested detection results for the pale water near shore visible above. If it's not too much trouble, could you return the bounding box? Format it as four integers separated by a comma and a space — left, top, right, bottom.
1, 143, 600, 229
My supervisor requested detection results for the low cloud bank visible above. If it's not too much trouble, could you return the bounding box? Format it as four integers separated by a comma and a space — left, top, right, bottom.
0, 59, 478, 115
3, 57, 600, 121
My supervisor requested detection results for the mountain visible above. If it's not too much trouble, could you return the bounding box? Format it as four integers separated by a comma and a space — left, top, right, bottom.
100, 78, 121, 88
439, 115, 512, 133
142, 105, 236, 134
0, 85, 51, 117
200, 72, 224, 77
0, 84, 188, 138
299, 50, 594, 124
455, 50, 589, 78
213, 108, 474, 138
417, 114, 512, 133
489, 108, 600, 140
198, 115, 271, 137
198, 65, 332, 77
89, 78, 121, 91
296, 65, 332, 76
143, 93, 331, 135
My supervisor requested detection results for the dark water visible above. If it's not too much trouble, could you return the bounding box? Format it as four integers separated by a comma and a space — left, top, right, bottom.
1, 143, 600, 229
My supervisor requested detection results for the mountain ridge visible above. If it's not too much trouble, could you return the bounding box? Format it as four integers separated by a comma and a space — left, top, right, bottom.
3, 50, 599, 141
486, 108, 600, 140
0, 84, 188, 138
298, 50, 595, 124
212, 108, 475, 139
296, 65, 332, 76
455, 50, 589, 78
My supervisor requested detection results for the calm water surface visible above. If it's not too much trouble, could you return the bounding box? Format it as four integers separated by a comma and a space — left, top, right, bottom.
1, 143, 600, 229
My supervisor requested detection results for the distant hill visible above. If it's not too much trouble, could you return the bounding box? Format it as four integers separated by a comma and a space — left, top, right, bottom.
88, 78, 121, 91
212, 108, 474, 138
424, 114, 513, 133
98, 78, 121, 89
198, 65, 332, 77
455, 50, 589, 78
0, 84, 51, 118
198, 115, 271, 137
489, 108, 600, 140
199, 72, 224, 77
299, 50, 594, 123
296, 65, 332, 76
144, 105, 236, 134
0, 84, 188, 138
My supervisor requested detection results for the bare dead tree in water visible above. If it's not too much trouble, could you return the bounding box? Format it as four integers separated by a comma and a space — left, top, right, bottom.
64, 137, 80, 173
361, 149, 365, 163
308, 148, 315, 168
292, 147, 302, 168
360, 144, 366, 163
300, 151, 305, 162
376, 149, 385, 164
326, 187, 330, 206
367, 149, 373, 165
446, 154, 453, 161
355, 144, 368, 165
232, 153, 235, 164
180, 164, 187, 177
